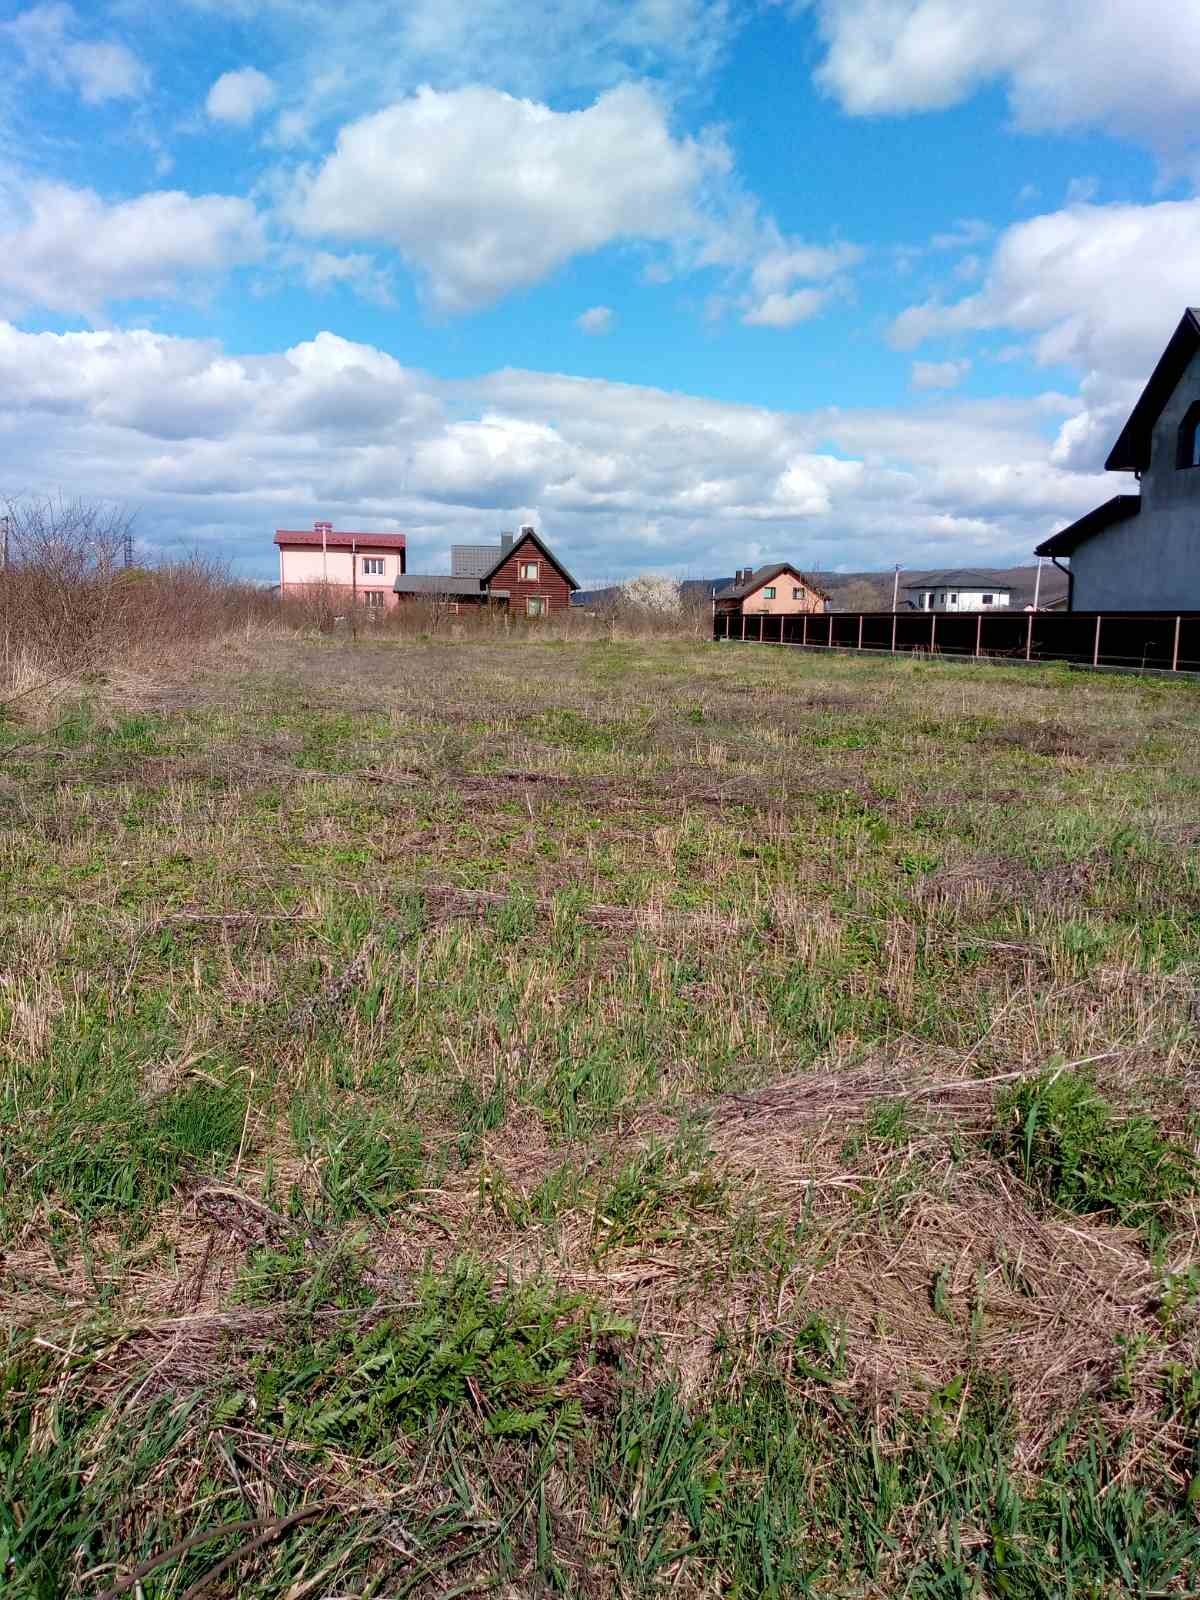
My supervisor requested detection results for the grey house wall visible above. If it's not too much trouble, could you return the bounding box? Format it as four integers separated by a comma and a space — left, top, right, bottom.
1073, 350, 1200, 610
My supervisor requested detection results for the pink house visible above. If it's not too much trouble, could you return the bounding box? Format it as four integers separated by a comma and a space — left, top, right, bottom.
274, 522, 407, 611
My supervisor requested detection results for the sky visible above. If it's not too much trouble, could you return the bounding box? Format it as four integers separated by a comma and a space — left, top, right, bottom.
2, 1, 1200, 584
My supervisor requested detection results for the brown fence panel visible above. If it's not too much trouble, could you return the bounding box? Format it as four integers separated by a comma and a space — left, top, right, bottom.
715, 607, 1200, 674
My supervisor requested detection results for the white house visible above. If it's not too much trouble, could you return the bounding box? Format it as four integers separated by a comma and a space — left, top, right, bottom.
1035, 307, 1200, 611
901, 571, 1013, 612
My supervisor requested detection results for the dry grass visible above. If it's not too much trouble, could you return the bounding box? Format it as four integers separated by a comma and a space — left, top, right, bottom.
3, 631, 1200, 1596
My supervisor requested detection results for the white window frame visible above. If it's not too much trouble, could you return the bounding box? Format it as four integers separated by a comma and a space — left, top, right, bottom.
762, 585, 777, 599
982, 594, 994, 606
526, 596, 547, 617
519, 560, 540, 582
363, 589, 386, 608
792, 587, 803, 601
362, 556, 385, 576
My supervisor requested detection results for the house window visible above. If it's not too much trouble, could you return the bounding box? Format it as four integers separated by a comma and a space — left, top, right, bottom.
526, 596, 547, 617
950, 594, 958, 604
982, 594, 994, 606
362, 557, 385, 575
792, 587, 802, 601
363, 590, 385, 608
762, 586, 777, 599
519, 561, 540, 581
1176, 401, 1200, 469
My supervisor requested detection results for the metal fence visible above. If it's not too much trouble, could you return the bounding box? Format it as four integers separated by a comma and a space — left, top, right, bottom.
712, 608, 1200, 675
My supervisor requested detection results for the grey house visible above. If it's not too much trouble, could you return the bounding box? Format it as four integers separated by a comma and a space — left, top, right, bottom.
1037, 309, 1200, 610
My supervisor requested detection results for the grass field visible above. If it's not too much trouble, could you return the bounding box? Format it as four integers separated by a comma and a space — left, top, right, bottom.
3, 632, 1200, 1597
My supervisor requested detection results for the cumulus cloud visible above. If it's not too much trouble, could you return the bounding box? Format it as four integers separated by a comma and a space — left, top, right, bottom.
207, 66, 276, 125
891, 199, 1200, 381
911, 359, 970, 390
742, 287, 828, 328
289, 82, 726, 312
0, 181, 265, 316
577, 306, 615, 335
3, 3, 148, 102
0, 322, 1107, 580
802, 0, 1200, 162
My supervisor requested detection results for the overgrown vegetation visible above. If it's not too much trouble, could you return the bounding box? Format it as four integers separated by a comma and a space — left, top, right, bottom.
2, 633, 1199, 1595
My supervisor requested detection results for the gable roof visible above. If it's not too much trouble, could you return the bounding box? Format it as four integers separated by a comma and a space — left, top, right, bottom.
714, 563, 831, 601
1034, 494, 1141, 558
275, 529, 406, 550
900, 569, 1013, 591
1106, 307, 1200, 472
479, 529, 580, 590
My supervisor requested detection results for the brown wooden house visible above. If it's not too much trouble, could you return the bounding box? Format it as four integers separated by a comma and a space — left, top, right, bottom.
714, 563, 829, 618
394, 526, 579, 616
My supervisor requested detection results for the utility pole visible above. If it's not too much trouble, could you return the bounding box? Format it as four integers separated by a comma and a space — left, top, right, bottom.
1032, 557, 1043, 610
123, 528, 133, 570
891, 563, 902, 612
0, 515, 9, 573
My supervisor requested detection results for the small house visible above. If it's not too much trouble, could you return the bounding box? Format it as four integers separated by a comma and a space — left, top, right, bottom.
275, 522, 406, 610
713, 564, 829, 618
1035, 307, 1200, 611
901, 572, 1012, 613
394, 526, 579, 616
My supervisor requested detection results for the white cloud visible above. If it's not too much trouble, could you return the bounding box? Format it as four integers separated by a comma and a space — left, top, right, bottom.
289, 82, 727, 312
891, 198, 1200, 381
3, 3, 148, 103
0, 181, 265, 316
0, 322, 1108, 580
741, 287, 828, 328
577, 305, 615, 335
802, 0, 1200, 162
207, 66, 277, 126
911, 358, 970, 390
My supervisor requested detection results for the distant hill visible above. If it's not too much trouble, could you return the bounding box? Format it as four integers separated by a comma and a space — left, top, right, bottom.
574, 565, 1067, 611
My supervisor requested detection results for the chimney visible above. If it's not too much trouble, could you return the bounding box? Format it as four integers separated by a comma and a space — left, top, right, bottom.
500, 531, 515, 553
519, 524, 536, 538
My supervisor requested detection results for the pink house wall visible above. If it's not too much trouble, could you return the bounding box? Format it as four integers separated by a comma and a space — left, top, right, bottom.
742, 573, 825, 614
278, 545, 401, 609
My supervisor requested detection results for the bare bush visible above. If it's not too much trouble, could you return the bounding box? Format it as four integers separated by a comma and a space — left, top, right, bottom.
0, 497, 275, 703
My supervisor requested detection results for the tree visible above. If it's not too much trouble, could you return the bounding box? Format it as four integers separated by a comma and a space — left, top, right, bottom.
619, 574, 682, 614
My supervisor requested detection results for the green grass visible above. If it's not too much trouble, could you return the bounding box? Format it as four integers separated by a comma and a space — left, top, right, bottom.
2, 632, 1200, 1595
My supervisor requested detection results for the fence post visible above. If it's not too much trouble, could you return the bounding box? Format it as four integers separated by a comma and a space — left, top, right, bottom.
741, 612, 746, 644
1172, 614, 1181, 673
858, 614, 864, 650
891, 611, 897, 653
930, 613, 936, 652
975, 613, 982, 658
1092, 614, 1102, 668
802, 613, 808, 648
1025, 612, 1033, 662
828, 613, 834, 649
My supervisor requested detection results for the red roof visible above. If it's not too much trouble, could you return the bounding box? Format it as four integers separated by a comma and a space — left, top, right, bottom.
274, 528, 406, 550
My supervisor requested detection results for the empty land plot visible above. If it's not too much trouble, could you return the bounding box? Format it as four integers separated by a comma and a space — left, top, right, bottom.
3, 633, 1200, 1597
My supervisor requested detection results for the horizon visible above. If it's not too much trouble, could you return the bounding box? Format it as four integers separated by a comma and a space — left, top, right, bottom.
3, 2, 1197, 582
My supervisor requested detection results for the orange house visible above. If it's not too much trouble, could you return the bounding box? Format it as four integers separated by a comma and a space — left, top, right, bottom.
714, 563, 828, 618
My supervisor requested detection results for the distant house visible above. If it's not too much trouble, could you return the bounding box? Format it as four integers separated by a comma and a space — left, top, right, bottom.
275, 522, 406, 610
1035, 308, 1200, 611
901, 572, 1012, 612
394, 526, 579, 616
713, 564, 828, 618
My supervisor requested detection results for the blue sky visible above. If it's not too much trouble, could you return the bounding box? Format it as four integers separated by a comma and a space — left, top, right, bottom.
2, 0, 1199, 582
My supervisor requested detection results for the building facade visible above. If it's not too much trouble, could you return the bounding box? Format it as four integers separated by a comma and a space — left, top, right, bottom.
901, 572, 1013, 612
1037, 308, 1200, 611
275, 523, 406, 610
394, 526, 578, 615
714, 564, 828, 617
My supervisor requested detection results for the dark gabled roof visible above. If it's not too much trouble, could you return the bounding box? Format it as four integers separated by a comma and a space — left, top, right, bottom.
478, 529, 580, 591
900, 569, 1013, 591
713, 563, 831, 602
1034, 495, 1141, 558
1106, 308, 1200, 472
393, 574, 484, 596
